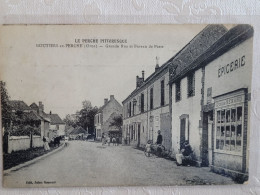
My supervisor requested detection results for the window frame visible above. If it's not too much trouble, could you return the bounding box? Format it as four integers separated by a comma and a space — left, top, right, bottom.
141, 93, 145, 113
214, 103, 244, 156
175, 80, 181, 102
161, 79, 165, 106
150, 87, 154, 110
187, 72, 195, 98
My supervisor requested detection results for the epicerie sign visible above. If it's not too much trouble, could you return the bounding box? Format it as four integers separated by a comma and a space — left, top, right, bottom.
215, 95, 244, 108
218, 55, 245, 78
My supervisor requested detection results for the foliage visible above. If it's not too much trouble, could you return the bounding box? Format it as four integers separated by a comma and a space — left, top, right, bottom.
109, 114, 123, 131
0, 81, 12, 130
9, 125, 41, 136
63, 100, 98, 134
63, 114, 78, 128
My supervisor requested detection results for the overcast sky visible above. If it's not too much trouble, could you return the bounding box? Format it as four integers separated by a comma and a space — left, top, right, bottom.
0, 24, 223, 118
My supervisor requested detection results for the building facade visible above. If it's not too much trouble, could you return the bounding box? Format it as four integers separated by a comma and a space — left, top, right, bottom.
47, 112, 66, 137
94, 95, 123, 140
169, 24, 253, 179
122, 63, 171, 150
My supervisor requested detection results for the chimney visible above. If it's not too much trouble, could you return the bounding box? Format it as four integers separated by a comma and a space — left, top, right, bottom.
104, 98, 108, 105
136, 76, 139, 88
50, 111, 52, 115
155, 56, 160, 71
39, 101, 44, 116
110, 95, 114, 100
142, 70, 145, 80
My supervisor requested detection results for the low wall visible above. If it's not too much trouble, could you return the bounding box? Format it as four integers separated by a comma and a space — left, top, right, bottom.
8, 135, 44, 153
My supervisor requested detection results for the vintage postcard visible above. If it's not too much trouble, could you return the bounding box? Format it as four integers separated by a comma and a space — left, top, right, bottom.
0, 24, 254, 187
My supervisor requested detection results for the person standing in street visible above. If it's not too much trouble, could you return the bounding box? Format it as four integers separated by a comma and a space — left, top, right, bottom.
43, 136, 50, 151
155, 130, 163, 156
102, 133, 106, 145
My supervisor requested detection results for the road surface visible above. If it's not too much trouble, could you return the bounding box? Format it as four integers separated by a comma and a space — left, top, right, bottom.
4, 141, 235, 187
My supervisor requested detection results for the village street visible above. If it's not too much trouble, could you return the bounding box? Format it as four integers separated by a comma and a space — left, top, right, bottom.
4, 141, 235, 187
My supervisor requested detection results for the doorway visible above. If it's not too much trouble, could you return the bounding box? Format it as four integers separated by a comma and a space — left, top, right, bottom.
137, 123, 141, 147
179, 114, 189, 149
201, 111, 213, 166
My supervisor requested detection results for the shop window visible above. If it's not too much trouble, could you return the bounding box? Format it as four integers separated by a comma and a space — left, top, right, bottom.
187, 72, 195, 97
215, 105, 243, 153
176, 81, 181, 102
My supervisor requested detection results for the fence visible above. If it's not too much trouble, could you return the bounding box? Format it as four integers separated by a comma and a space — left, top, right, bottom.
8, 135, 43, 154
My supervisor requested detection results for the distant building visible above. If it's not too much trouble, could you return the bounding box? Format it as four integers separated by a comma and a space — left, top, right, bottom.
47, 112, 66, 136
94, 95, 123, 141
122, 60, 172, 150
69, 126, 88, 140
9, 100, 50, 138
30, 102, 51, 139
9, 100, 31, 113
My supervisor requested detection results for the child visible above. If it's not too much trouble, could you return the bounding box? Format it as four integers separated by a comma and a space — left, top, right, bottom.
107, 135, 111, 146
145, 140, 152, 156
112, 137, 116, 146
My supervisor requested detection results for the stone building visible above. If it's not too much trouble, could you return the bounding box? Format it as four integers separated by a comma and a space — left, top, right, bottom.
47, 112, 66, 137
169, 24, 253, 180
94, 95, 123, 141
30, 102, 51, 139
122, 60, 171, 150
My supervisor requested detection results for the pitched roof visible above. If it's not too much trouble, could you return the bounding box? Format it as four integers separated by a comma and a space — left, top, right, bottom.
122, 25, 227, 104
70, 126, 88, 135
168, 25, 228, 83
97, 97, 122, 114
30, 103, 39, 109
169, 24, 253, 83
24, 111, 42, 121
65, 126, 75, 135
9, 100, 31, 111
47, 114, 65, 125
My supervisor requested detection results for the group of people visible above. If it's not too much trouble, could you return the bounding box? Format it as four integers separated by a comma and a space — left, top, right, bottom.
145, 130, 193, 166
102, 133, 120, 146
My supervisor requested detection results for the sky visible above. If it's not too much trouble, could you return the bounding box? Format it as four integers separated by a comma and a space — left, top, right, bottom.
0, 24, 215, 118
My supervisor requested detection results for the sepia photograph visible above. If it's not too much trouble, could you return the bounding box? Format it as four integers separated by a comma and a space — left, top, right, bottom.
0, 24, 254, 188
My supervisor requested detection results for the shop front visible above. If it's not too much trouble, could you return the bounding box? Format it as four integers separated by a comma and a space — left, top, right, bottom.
202, 27, 253, 180
211, 89, 249, 177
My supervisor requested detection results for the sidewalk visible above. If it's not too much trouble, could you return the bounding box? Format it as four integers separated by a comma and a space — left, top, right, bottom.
3, 143, 65, 174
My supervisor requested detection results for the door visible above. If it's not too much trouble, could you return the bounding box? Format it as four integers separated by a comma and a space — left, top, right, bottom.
201, 111, 213, 166
180, 118, 186, 148
137, 124, 141, 147
149, 116, 154, 142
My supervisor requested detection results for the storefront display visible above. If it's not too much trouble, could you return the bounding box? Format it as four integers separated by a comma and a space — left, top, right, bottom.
214, 90, 245, 154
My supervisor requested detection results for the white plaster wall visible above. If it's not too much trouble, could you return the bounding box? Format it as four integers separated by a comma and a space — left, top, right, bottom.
8, 136, 43, 153
171, 69, 203, 157
204, 37, 253, 104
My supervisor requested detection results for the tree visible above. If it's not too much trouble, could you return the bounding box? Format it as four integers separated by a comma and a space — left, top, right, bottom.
109, 114, 123, 132
63, 100, 99, 135
63, 114, 78, 128
0, 81, 12, 130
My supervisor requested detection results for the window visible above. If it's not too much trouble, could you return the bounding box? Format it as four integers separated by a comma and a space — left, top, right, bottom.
150, 88, 154, 110
141, 93, 144, 113
129, 102, 132, 117
161, 80, 165, 106
187, 72, 195, 97
56, 125, 59, 130
215, 105, 243, 153
133, 101, 135, 116
176, 81, 181, 102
